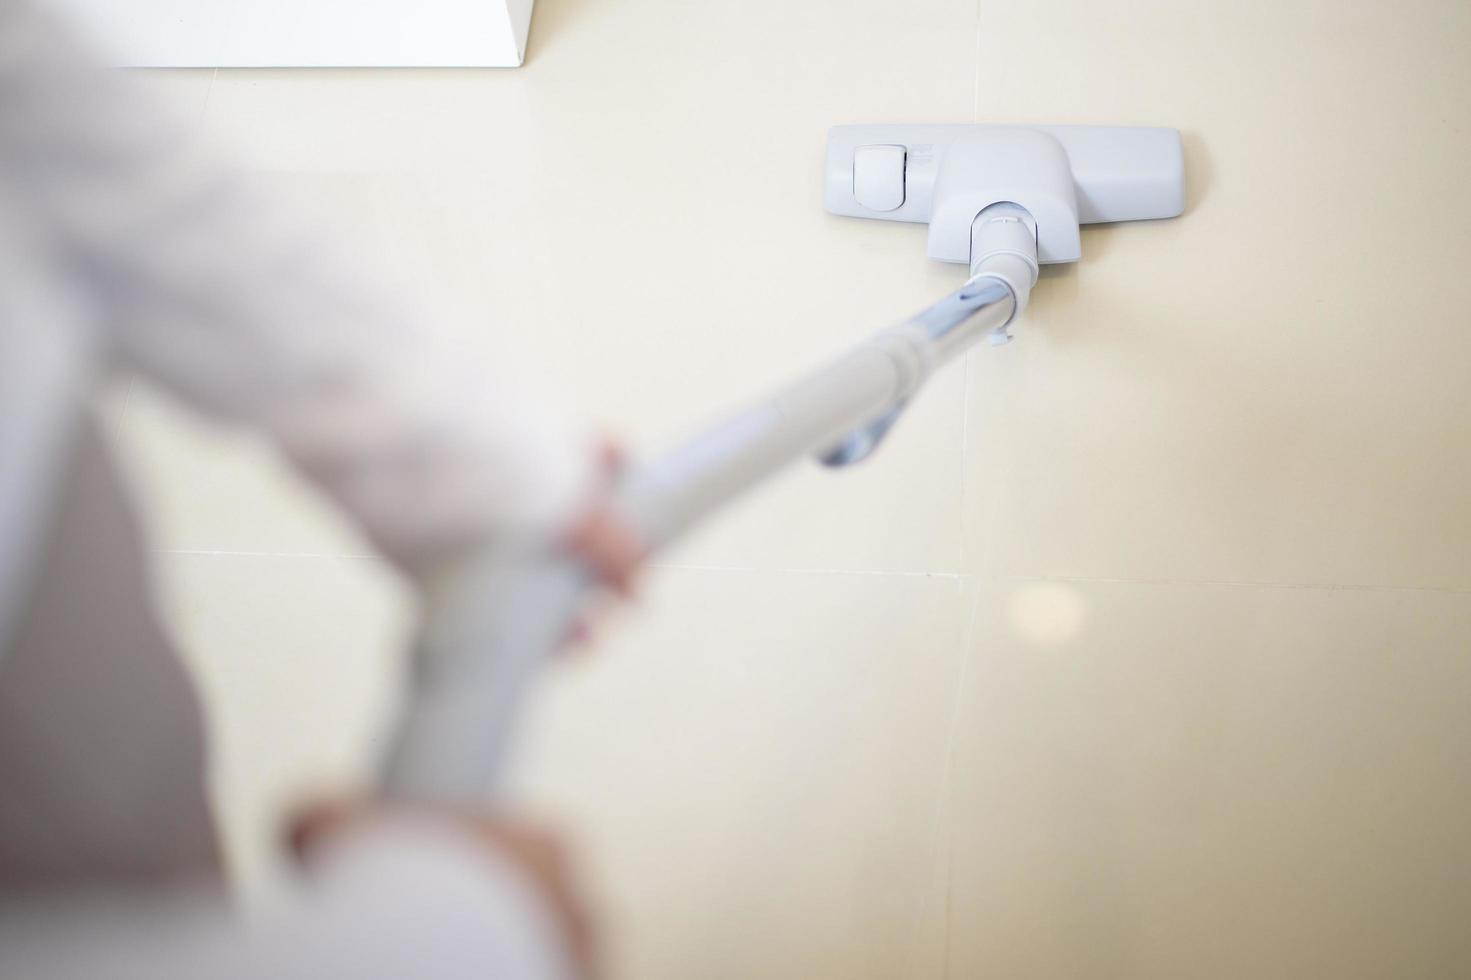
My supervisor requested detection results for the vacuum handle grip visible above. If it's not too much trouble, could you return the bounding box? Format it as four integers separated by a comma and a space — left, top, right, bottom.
381, 554, 590, 801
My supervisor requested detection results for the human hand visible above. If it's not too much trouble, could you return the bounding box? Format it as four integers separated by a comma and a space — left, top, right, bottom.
288, 798, 597, 979
558, 440, 644, 651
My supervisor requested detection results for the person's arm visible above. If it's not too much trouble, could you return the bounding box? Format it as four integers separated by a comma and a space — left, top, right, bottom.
1, 4, 613, 975
6, 1, 597, 573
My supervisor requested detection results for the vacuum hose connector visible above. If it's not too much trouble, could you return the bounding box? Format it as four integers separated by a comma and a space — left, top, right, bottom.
968, 202, 1039, 344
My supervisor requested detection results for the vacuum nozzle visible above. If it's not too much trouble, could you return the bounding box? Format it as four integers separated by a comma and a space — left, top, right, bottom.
825, 123, 1184, 266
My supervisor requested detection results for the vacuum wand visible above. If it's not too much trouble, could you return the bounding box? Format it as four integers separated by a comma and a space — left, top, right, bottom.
381, 206, 1038, 802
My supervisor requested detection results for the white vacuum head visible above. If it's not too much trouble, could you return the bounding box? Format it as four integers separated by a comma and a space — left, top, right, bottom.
825, 124, 1185, 265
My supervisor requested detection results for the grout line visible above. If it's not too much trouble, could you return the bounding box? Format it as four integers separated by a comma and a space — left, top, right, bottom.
972, 0, 982, 124
151, 551, 969, 580
150, 551, 1471, 597
935, 11, 982, 976
958, 349, 973, 571
652, 561, 964, 581
934, 582, 981, 980
152, 550, 1471, 594
1013, 573, 1471, 597
199, 67, 218, 120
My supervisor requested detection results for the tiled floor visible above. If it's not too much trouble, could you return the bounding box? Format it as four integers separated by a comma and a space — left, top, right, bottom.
105, 0, 1471, 976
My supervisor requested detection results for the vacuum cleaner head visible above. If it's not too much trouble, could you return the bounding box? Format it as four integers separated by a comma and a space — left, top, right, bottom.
825, 124, 1184, 265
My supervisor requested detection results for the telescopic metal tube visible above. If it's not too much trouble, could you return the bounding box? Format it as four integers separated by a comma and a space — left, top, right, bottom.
617, 275, 1016, 549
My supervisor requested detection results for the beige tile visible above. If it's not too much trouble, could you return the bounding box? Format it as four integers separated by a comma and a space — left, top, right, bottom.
198, 0, 977, 174
963, 1, 1471, 588
942, 580, 1471, 979
152, 552, 412, 895
509, 567, 972, 980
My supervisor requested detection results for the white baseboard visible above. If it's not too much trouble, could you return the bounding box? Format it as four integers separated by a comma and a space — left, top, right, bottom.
48, 0, 535, 68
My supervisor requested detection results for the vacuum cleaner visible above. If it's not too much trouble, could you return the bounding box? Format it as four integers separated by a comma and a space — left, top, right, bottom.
384, 123, 1186, 801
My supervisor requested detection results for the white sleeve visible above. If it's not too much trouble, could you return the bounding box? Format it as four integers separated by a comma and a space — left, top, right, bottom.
4, 1, 595, 571
0, 819, 578, 980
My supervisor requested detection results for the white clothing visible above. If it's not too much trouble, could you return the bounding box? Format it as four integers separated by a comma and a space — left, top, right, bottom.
0, 2, 591, 976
